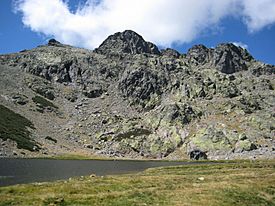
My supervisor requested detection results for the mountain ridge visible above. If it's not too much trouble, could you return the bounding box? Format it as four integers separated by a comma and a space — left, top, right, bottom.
0, 30, 274, 160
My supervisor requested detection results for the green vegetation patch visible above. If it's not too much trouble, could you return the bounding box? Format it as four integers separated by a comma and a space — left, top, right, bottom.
32, 96, 58, 113
0, 105, 39, 151
216, 187, 275, 206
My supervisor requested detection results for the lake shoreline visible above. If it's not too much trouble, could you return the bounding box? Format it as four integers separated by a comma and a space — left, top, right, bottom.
0, 158, 222, 187
0, 159, 274, 205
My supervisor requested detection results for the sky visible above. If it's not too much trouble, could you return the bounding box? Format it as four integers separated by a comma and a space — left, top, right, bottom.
0, 0, 275, 65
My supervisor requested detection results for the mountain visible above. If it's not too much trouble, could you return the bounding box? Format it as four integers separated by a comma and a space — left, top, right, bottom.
0, 30, 274, 160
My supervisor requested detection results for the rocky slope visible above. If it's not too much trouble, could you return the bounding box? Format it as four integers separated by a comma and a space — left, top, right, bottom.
0, 30, 274, 160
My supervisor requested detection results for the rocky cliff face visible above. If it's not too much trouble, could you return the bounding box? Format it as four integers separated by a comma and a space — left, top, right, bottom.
0, 30, 274, 160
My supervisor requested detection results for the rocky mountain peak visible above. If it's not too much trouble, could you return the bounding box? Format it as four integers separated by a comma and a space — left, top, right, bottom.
47, 39, 62, 47
95, 30, 160, 55
186, 43, 254, 74
212, 43, 254, 74
0, 30, 274, 160
215, 43, 253, 62
186, 44, 210, 64
161, 48, 181, 58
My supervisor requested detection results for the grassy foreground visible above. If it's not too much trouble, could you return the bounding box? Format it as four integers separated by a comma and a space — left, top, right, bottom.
0, 160, 274, 206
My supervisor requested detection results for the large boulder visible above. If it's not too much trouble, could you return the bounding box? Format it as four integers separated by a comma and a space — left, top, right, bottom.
83, 84, 104, 98
234, 139, 257, 153
188, 126, 238, 155
189, 150, 207, 160
160, 103, 199, 126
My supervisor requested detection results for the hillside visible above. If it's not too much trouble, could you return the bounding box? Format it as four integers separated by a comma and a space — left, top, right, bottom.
0, 30, 274, 160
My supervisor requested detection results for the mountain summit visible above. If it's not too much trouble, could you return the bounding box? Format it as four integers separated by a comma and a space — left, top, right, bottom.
95, 30, 160, 55
0, 30, 274, 160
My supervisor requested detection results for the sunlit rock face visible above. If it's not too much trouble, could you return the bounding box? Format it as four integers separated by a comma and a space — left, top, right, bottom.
0, 30, 274, 160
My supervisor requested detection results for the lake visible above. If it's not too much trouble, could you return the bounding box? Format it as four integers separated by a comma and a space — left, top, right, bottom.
0, 158, 206, 187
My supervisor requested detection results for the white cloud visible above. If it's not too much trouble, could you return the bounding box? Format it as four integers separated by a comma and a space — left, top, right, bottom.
242, 0, 275, 32
232, 42, 249, 50
13, 0, 275, 49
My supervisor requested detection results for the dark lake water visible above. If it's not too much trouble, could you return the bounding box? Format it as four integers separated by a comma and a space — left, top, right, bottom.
0, 158, 205, 187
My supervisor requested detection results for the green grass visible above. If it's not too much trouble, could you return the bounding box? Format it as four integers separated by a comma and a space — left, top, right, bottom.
32, 95, 58, 111
0, 105, 39, 151
0, 160, 274, 205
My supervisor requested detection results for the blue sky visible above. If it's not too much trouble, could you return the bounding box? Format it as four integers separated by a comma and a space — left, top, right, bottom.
0, 0, 275, 65
174, 17, 275, 65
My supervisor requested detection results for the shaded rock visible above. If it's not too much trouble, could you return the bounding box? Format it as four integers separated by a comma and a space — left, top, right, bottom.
212, 43, 253, 74
25, 77, 55, 100
235, 139, 257, 153
218, 81, 240, 98
180, 77, 208, 99
113, 128, 152, 141
238, 94, 261, 114
161, 103, 200, 125
119, 67, 166, 106
187, 43, 253, 74
11, 94, 28, 105
250, 63, 275, 76
161, 48, 181, 58
45, 136, 57, 143
83, 85, 103, 98
62, 86, 79, 102
186, 44, 210, 65
19, 51, 85, 84
189, 150, 207, 160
